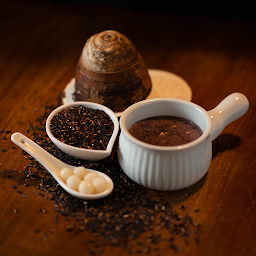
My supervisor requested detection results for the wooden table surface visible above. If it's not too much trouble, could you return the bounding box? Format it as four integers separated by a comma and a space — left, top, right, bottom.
1, 1, 256, 255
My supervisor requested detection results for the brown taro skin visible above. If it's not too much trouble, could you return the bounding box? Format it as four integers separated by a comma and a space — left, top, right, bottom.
128, 116, 203, 146
74, 30, 152, 112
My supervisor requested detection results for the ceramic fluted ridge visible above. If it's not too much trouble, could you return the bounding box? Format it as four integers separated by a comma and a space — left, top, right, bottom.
118, 134, 212, 191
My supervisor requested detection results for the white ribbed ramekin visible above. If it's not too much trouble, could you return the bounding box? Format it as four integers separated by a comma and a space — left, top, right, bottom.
118, 93, 249, 191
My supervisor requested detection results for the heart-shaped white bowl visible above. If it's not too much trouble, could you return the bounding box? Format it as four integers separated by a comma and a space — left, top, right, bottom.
46, 101, 119, 161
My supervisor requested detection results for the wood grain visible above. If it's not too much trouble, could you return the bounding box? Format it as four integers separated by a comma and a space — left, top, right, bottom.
0, 1, 256, 256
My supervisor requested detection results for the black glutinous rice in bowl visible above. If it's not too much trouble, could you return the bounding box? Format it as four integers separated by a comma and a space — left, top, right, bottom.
49, 106, 114, 150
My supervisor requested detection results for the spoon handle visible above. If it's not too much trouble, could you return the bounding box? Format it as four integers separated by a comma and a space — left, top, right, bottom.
11, 132, 68, 174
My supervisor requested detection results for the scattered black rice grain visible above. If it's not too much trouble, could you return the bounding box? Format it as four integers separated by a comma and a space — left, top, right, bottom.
24, 184, 29, 187
29, 120, 34, 131
194, 236, 200, 245
38, 192, 44, 197
5, 130, 11, 133
3, 137, 6, 140
17, 96, 201, 254
66, 223, 75, 232
50, 106, 114, 150
11, 184, 17, 189
22, 150, 29, 155
34, 228, 40, 233
31, 173, 40, 180
194, 209, 200, 213
17, 190, 22, 194
38, 208, 47, 213
49, 228, 55, 233
1, 149, 6, 152
14, 209, 18, 213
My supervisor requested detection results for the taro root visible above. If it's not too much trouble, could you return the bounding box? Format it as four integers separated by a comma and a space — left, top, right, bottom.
74, 30, 152, 112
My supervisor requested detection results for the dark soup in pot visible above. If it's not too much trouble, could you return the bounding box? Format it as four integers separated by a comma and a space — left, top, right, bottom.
128, 116, 203, 146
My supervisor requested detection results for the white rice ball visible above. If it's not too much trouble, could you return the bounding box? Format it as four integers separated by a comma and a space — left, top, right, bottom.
78, 180, 94, 194
66, 175, 82, 191
84, 172, 98, 182
60, 168, 73, 182
92, 177, 108, 193
73, 166, 88, 179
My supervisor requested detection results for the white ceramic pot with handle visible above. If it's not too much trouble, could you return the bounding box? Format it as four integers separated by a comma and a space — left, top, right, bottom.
118, 93, 249, 191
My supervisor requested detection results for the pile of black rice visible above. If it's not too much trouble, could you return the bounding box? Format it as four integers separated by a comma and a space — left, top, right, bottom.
18, 94, 201, 254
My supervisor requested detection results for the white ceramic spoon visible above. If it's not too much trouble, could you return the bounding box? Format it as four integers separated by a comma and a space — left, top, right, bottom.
11, 132, 114, 199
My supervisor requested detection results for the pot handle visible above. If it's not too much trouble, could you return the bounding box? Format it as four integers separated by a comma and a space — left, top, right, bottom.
207, 93, 249, 141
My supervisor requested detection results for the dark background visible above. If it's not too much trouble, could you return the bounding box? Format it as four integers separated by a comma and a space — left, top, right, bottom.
25, 0, 256, 19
